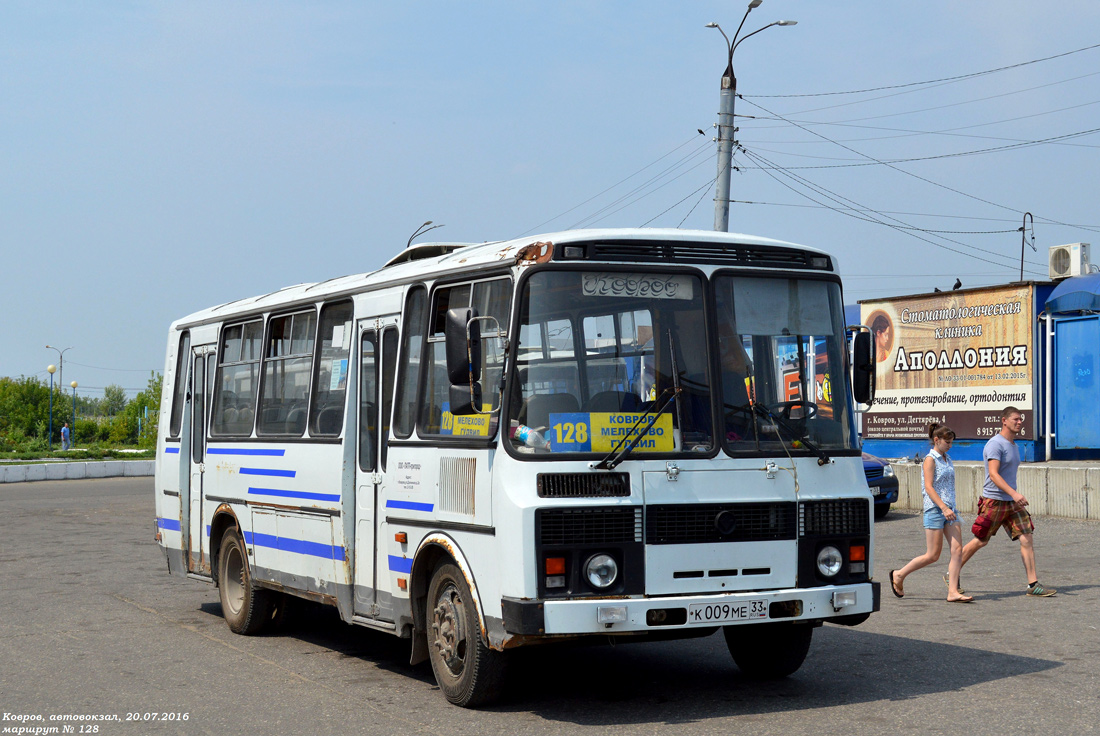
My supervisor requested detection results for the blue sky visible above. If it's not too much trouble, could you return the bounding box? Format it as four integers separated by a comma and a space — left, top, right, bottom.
3, 1, 1099, 397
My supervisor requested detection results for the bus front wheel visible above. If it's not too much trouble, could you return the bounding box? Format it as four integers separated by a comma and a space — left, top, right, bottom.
723, 621, 813, 679
218, 531, 273, 635
426, 563, 505, 707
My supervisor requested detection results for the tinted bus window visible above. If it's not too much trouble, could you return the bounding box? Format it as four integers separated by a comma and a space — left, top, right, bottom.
211, 319, 262, 436
168, 331, 190, 438
309, 301, 354, 436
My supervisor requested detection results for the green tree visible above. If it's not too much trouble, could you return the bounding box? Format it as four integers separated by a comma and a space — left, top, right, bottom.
103, 384, 128, 416
122, 372, 163, 447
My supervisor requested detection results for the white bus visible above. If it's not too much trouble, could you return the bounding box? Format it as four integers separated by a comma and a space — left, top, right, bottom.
154, 228, 879, 707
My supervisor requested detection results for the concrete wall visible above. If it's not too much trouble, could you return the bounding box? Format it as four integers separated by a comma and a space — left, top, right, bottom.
890, 461, 1100, 521
0, 461, 154, 484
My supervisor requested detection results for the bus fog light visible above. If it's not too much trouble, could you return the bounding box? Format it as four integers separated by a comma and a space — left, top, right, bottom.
585, 554, 618, 589
546, 575, 565, 588
832, 590, 857, 608
597, 606, 628, 624
816, 546, 843, 577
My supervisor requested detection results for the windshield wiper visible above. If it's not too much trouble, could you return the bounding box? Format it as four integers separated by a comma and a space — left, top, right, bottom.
593, 385, 680, 471
594, 329, 685, 471
751, 402, 831, 466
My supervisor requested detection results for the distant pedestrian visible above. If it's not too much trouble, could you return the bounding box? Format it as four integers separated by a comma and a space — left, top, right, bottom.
958, 407, 1056, 597
61, 422, 71, 451
889, 423, 973, 602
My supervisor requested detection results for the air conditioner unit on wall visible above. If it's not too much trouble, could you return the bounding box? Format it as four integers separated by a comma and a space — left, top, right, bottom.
1048, 243, 1092, 279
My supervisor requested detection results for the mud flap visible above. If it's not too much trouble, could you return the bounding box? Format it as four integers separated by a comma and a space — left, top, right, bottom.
409, 627, 428, 665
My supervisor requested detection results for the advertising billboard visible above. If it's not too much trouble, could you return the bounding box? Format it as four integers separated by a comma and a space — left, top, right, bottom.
860, 285, 1034, 440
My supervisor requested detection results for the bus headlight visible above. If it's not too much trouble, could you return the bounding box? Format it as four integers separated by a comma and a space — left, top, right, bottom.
585, 554, 619, 589
816, 546, 843, 577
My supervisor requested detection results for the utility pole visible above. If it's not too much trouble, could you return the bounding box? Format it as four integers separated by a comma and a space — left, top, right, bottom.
707, 2, 796, 232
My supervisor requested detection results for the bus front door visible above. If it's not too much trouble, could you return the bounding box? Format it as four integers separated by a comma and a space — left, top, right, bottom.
186, 345, 214, 575
353, 322, 398, 620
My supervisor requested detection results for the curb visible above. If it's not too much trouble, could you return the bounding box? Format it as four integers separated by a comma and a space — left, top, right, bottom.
0, 460, 155, 484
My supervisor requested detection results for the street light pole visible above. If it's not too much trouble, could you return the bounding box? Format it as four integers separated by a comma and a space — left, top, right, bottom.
47, 364, 56, 451
707, 3, 796, 232
45, 345, 72, 391
71, 381, 78, 448
1019, 212, 1035, 282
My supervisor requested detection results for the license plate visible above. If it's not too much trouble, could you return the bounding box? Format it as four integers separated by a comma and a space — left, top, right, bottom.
688, 599, 768, 623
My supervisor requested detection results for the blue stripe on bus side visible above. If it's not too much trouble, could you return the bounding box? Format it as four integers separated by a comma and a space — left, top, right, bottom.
207, 448, 286, 456
240, 467, 297, 478
247, 487, 340, 503
243, 531, 344, 560
157, 517, 182, 531
164, 447, 180, 454
385, 500, 434, 512
388, 555, 413, 574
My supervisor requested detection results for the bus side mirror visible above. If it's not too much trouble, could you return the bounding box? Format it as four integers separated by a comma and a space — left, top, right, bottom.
445, 307, 481, 385
449, 382, 483, 417
852, 330, 875, 406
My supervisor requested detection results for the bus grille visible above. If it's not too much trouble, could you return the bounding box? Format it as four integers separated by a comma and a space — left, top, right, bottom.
537, 507, 642, 545
584, 241, 830, 270
537, 473, 630, 498
645, 503, 797, 545
799, 499, 870, 537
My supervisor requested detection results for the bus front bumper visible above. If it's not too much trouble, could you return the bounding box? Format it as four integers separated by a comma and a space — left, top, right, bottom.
502, 582, 880, 636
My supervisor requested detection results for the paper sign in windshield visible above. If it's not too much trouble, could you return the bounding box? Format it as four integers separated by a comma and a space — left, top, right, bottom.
548, 412, 674, 453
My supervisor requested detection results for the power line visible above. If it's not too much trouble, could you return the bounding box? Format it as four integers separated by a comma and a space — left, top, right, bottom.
641, 177, 716, 227
679, 178, 716, 228
747, 42, 1100, 99
738, 147, 1047, 277
740, 125, 1100, 170
747, 69, 1100, 125
68, 361, 157, 373
570, 142, 714, 228
723, 199, 1100, 230
517, 134, 705, 237
740, 97, 1100, 236
744, 99, 1100, 147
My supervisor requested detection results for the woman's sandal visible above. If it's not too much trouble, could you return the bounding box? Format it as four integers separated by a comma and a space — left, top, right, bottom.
889, 569, 904, 598
947, 595, 975, 603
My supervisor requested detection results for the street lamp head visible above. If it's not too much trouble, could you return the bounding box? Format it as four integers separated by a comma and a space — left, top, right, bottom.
748, 0, 762, 9
705, 22, 719, 28
71, 381, 78, 389
777, 20, 797, 26
47, 365, 56, 374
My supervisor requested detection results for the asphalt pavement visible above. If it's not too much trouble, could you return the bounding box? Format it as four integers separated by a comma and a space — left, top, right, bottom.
1, 478, 1097, 736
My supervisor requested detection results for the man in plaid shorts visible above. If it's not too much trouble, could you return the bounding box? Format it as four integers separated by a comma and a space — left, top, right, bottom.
958, 406, 1056, 597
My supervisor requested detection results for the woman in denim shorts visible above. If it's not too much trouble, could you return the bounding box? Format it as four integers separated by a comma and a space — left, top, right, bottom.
889, 423, 974, 602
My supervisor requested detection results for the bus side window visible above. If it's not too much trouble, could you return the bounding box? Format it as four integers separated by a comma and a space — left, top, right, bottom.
380, 327, 398, 470
211, 320, 262, 437
257, 310, 316, 436
393, 286, 427, 439
309, 301, 354, 437
168, 330, 190, 438
359, 332, 378, 472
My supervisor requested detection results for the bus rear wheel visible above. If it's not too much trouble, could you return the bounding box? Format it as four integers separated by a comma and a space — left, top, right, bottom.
218, 531, 273, 635
426, 563, 505, 707
723, 622, 813, 679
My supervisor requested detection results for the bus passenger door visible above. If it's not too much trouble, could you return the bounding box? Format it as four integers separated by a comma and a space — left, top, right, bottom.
187, 345, 214, 574
353, 321, 399, 620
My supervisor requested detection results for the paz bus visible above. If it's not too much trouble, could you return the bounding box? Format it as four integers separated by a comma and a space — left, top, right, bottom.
154, 228, 879, 707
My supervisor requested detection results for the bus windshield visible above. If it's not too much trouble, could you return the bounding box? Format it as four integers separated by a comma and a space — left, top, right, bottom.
509, 270, 713, 455
507, 269, 855, 457
713, 274, 855, 455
